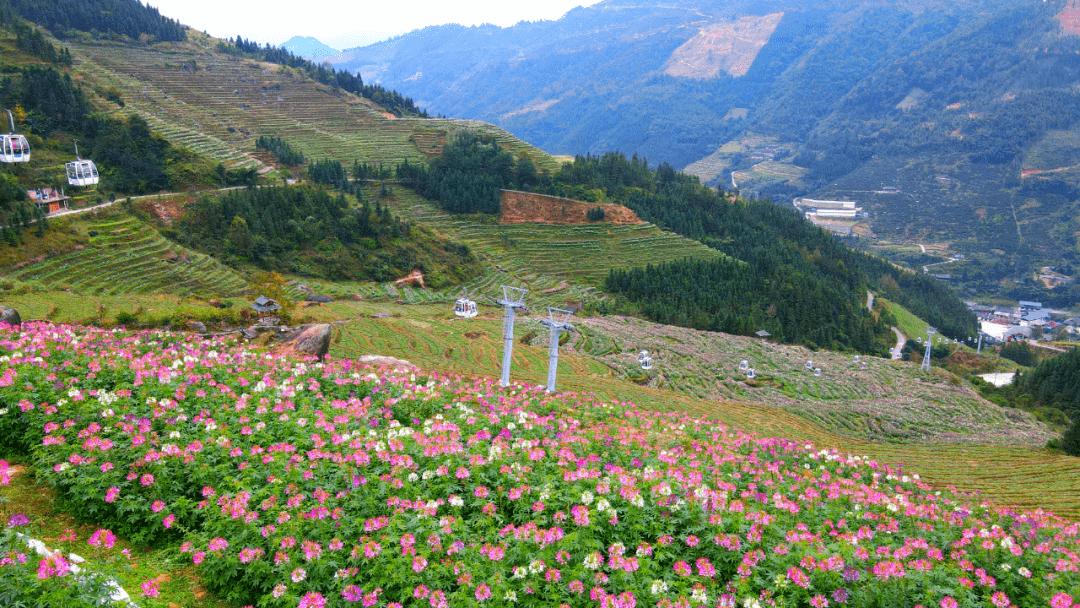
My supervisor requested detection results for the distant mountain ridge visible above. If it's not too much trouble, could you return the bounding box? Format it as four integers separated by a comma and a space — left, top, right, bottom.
280, 35, 338, 59
328, 0, 1080, 305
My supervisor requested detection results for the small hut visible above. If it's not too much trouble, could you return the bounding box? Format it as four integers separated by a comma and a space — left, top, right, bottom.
251, 295, 281, 318
755, 329, 772, 341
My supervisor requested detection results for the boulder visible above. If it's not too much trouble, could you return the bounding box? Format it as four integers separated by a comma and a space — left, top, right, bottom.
351, 293, 364, 301
185, 320, 207, 334
0, 306, 21, 326
207, 299, 228, 309
356, 354, 416, 371
271, 323, 332, 360
305, 294, 334, 303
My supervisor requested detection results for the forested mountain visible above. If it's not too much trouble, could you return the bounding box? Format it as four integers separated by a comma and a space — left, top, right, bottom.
330, 0, 1080, 301
0, 0, 185, 41
399, 134, 976, 352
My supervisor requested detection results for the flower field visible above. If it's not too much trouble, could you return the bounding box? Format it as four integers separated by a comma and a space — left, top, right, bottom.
1, 321, 1079, 608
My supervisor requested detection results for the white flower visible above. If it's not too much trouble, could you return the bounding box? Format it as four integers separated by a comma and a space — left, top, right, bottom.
583, 552, 602, 570
407, 473, 419, 483
581, 491, 594, 505
449, 495, 464, 508
503, 591, 517, 602
650, 580, 668, 595
691, 587, 707, 603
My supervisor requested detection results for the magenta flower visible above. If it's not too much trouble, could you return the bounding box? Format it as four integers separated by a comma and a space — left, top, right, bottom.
88, 529, 116, 548
1051, 593, 1074, 608
140, 473, 154, 486
141, 579, 160, 598
475, 584, 491, 601
192, 551, 205, 564
298, 592, 327, 608
104, 487, 120, 503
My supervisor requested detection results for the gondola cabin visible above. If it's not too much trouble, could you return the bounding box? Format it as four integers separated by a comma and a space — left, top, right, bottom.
66, 160, 99, 187
1, 110, 29, 163
454, 297, 478, 318
66, 142, 98, 187
637, 350, 653, 370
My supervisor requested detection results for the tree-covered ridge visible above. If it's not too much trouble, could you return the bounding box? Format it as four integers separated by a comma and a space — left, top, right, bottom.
545, 152, 977, 343
0, 0, 185, 41
605, 257, 888, 352
171, 185, 479, 285
1014, 347, 1080, 419
221, 36, 427, 118
5, 17, 72, 65
255, 135, 305, 166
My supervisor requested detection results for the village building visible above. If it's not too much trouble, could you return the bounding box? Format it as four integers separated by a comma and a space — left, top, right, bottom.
26, 188, 70, 214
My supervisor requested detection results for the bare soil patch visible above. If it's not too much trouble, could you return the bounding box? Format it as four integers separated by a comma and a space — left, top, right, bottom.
499, 190, 642, 225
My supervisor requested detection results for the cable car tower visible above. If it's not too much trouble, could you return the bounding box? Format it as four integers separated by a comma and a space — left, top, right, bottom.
453, 287, 478, 319
65, 140, 98, 187
1, 109, 30, 163
920, 327, 936, 371
497, 285, 528, 387
540, 308, 575, 393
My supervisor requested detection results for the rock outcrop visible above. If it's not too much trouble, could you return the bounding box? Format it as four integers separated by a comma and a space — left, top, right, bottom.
0, 306, 21, 326
271, 323, 332, 360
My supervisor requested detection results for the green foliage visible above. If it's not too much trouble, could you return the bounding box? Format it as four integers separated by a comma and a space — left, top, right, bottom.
173, 185, 480, 284
586, 206, 605, 222
307, 158, 348, 190
9, 19, 72, 65
1012, 347, 1080, 419
397, 132, 515, 214
255, 135, 304, 166
1000, 341, 1038, 367
1063, 416, 1080, 457
0, 0, 186, 41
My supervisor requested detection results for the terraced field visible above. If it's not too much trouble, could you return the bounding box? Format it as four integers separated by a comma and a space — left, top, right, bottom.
370, 186, 723, 298
4, 212, 247, 297
68, 33, 559, 172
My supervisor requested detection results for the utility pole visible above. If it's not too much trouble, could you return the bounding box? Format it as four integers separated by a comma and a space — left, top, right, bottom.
498, 286, 528, 387
539, 308, 575, 393
921, 327, 936, 372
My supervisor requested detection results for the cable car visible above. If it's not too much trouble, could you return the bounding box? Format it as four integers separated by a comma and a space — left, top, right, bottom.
746, 368, 756, 379
739, 359, 749, 371
853, 355, 860, 363
1, 109, 30, 163
813, 368, 822, 377
638, 350, 653, 370
65, 141, 98, 187
804, 360, 813, 370
453, 287, 478, 319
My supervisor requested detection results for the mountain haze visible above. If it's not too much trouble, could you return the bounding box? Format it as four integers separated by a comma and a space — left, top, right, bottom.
279, 35, 338, 59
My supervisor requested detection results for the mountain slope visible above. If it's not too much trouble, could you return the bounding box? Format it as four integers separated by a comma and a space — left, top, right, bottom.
329, 0, 1080, 301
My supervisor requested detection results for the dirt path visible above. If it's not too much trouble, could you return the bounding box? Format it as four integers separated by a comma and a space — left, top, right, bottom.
891, 326, 905, 359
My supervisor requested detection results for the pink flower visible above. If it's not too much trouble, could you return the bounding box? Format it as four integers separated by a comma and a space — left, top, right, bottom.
208, 537, 229, 551
475, 584, 491, 601
413, 556, 428, 572
298, 592, 327, 608
990, 592, 1010, 608
163, 514, 176, 529
88, 529, 116, 548
192, 551, 205, 564
151, 500, 165, 512
342, 585, 362, 602
140, 473, 154, 486
141, 580, 160, 598
105, 487, 120, 503
940, 597, 958, 608
673, 560, 692, 576
1051, 593, 1074, 608
685, 534, 699, 547
810, 595, 829, 608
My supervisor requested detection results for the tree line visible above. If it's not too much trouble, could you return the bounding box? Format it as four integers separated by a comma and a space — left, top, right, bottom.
0, 0, 186, 42
170, 185, 479, 285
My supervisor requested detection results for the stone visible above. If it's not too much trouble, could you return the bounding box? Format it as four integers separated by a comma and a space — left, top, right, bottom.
0, 306, 21, 326
351, 293, 364, 301
207, 299, 228, 309
271, 323, 332, 360
186, 320, 207, 334
356, 354, 416, 371
305, 294, 334, 303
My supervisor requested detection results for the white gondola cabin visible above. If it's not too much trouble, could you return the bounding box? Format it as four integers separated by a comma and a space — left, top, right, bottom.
1, 110, 30, 163
453, 288, 478, 319
739, 359, 749, 371
65, 141, 98, 187
638, 350, 653, 370
746, 368, 756, 379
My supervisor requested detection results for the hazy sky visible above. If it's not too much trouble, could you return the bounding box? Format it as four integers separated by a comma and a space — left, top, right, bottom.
145, 0, 602, 51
